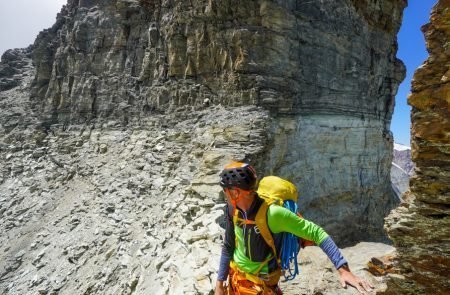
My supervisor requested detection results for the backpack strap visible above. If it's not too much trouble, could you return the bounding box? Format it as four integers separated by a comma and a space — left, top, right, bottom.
255, 202, 281, 269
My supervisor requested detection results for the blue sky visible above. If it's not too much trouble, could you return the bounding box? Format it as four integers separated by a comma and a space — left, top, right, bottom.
392, 0, 438, 146
0, 1, 437, 147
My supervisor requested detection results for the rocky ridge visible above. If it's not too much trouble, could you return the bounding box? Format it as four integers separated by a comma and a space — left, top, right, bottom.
0, 90, 270, 293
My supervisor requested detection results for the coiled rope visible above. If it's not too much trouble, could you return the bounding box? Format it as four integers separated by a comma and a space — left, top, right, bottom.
281, 200, 300, 281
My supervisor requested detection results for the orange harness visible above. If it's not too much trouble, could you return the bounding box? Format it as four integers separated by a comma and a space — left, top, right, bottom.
227, 261, 283, 295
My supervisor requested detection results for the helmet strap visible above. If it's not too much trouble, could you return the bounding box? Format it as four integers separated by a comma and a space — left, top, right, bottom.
224, 188, 238, 207
224, 188, 253, 210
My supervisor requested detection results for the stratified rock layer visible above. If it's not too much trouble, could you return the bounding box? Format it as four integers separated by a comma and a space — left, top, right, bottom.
32, 0, 406, 121
0, 0, 406, 293
383, 1, 450, 294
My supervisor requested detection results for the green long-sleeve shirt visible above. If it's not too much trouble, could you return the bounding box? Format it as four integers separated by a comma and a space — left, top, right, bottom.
232, 203, 329, 274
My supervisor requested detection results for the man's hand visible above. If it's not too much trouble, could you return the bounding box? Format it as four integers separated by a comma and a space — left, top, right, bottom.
338, 265, 374, 294
215, 280, 226, 295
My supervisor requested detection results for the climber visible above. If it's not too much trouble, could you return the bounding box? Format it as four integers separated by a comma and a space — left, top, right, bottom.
215, 162, 374, 295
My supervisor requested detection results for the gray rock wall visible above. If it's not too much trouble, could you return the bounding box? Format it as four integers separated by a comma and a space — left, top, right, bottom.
264, 115, 396, 244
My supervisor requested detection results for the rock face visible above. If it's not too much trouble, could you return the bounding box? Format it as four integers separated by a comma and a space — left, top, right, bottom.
0, 0, 406, 294
383, 1, 450, 294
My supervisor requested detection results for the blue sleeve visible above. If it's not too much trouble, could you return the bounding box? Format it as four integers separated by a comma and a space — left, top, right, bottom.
217, 205, 235, 281
319, 236, 348, 269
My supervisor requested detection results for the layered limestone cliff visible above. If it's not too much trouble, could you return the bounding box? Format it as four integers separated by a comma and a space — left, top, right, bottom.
0, 0, 406, 294
30, 0, 406, 243
384, 0, 450, 294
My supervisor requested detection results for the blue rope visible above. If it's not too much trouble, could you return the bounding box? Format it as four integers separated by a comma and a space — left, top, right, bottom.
281, 200, 300, 281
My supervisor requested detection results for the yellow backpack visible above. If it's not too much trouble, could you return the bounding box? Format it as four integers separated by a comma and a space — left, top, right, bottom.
259, 176, 316, 281
257, 175, 298, 204
254, 176, 299, 273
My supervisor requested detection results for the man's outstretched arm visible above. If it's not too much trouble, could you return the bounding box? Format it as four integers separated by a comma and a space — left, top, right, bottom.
268, 205, 374, 294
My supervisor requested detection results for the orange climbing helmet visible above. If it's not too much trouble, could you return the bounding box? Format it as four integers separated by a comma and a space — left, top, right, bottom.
219, 162, 257, 191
